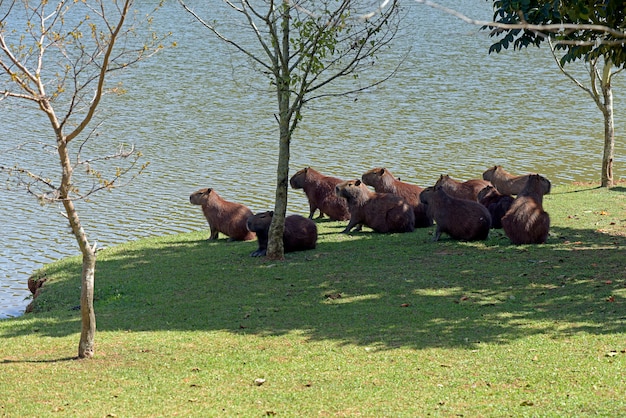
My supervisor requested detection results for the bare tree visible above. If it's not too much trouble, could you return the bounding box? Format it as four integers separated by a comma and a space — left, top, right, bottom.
179, 0, 401, 259
0, 0, 167, 358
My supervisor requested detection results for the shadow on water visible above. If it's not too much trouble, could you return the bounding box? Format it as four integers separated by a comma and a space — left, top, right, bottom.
2, 220, 624, 351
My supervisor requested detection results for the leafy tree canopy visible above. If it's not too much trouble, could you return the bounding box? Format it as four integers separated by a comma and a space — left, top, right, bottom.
487, 0, 626, 66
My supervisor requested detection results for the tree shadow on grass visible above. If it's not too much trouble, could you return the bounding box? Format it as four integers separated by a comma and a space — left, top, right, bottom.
3, 220, 624, 351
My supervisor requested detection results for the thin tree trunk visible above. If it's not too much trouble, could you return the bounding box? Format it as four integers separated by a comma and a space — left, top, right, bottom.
58, 139, 97, 358
601, 67, 615, 187
267, 2, 291, 260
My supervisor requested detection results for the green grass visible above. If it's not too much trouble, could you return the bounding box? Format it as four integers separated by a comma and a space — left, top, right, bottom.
1, 183, 625, 417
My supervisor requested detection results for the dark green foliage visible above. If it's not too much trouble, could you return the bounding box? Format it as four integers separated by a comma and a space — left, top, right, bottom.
486, 0, 626, 67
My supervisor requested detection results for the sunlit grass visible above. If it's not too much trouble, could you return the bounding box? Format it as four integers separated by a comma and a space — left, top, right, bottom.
1, 183, 625, 416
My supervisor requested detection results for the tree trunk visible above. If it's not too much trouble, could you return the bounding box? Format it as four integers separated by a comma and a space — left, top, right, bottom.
77, 246, 97, 358
601, 65, 615, 188
267, 2, 291, 260
58, 139, 97, 358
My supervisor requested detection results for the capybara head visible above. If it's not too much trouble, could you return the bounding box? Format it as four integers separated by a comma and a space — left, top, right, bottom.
335, 179, 369, 203
523, 174, 551, 196
289, 167, 309, 189
361, 168, 387, 186
189, 188, 213, 205
482, 166, 501, 182
419, 185, 436, 205
246, 210, 273, 233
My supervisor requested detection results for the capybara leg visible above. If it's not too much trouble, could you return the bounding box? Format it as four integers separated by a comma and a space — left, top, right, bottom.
341, 219, 359, 233
432, 226, 442, 242
308, 204, 318, 219
250, 248, 267, 257
209, 228, 219, 240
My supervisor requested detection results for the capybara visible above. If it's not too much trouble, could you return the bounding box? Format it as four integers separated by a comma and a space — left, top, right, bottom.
246, 211, 318, 257
290, 167, 350, 221
335, 179, 415, 233
434, 174, 491, 201
189, 188, 255, 241
419, 185, 491, 241
361, 167, 433, 228
477, 185, 514, 229
482, 165, 549, 196
501, 174, 551, 244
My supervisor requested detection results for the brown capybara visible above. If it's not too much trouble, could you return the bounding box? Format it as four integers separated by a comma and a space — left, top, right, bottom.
501, 174, 551, 244
482, 165, 547, 195
335, 179, 415, 233
419, 185, 491, 241
477, 185, 514, 229
290, 167, 350, 221
361, 167, 433, 228
189, 188, 255, 241
246, 211, 318, 257
434, 174, 491, 201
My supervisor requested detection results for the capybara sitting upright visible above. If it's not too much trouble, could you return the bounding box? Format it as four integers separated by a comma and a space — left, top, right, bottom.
434, 174, 491, 201
335, 179, 415, 233
190, 188, 255, 241
501, 174, 551, 244
482, 165, 547, 195
477, 185, 514, 229
290, 167, 350, 221
246, 211, 318, 257
361, 167, 433, 228
419, 185, 491, 241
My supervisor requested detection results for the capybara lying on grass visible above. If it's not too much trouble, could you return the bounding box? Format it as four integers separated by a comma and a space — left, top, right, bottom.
434, 174, 491, 201
246, 211, 318, 257
290, 167, 350, 221
361, 167, 433, 227
482, 165, 547, 195
477, 185, 514, 229
501, 174, 551, 244
190, 188, 255, 241
335, 179, 415, 233
419, 185, 491, 241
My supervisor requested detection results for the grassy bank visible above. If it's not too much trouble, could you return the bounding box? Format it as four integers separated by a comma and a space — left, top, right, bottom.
1, 183, 625, 417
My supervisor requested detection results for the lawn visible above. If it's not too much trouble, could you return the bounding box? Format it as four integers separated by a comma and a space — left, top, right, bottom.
1, 183, 624, 417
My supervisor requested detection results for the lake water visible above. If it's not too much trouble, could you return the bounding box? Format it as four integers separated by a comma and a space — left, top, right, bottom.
1, 0, 624, 319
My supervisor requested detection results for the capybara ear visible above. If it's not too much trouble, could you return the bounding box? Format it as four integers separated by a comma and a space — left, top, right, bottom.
269, 211, 274, 217
355, 179, 362, 186
206, 188, 213, 194
379, 168, 385, 175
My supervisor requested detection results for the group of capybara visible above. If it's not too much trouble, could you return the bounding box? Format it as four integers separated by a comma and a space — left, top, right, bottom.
190, 165, 552, 256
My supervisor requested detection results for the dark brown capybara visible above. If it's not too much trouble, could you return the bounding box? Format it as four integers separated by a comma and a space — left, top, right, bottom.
482, 165, 545, 195
501, 174, 551, 244
189, 188, 255, 241
290, 167, 351, 221
335, 179, 415, 233
477, 185, 515, 229
419, 185, 491, 241
434, 174, 491, 201
246, 211, 318, 257
361, 167, 433, 228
